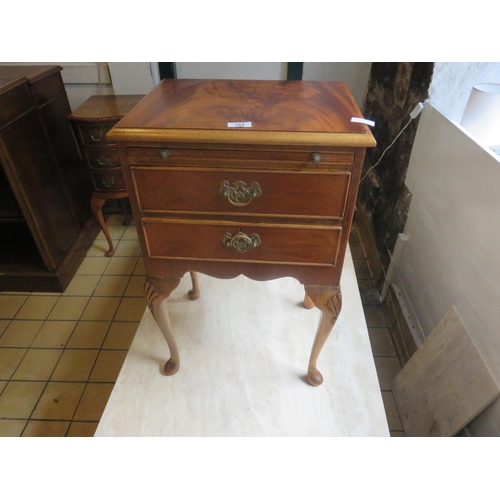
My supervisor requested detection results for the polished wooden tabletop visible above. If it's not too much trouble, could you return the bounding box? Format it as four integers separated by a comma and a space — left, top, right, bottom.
108, 79, 376, 147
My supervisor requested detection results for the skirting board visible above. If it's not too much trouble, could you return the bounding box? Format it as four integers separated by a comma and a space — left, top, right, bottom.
391, 306, 500, 437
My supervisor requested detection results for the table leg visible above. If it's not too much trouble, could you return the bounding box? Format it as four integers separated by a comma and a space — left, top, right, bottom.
91, 196, 114, 257
188, 271, 200, 301
303, 285, 342, 386
118, 197, 131, 226
145, 276, 182, 375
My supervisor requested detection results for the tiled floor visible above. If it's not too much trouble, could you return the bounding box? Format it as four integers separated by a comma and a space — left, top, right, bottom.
349, 224, 405, 437
0, 215, 405, 436
0, 214, 144, 437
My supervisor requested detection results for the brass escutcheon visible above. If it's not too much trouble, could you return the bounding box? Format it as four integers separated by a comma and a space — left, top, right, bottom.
222, 230, 261, 254
219, 180, 262, 207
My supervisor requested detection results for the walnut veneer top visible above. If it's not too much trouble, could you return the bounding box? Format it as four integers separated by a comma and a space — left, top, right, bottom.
68, 95, 145, 122
108, 79, 376, 147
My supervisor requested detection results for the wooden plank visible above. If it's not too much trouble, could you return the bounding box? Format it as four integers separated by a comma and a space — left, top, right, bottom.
391, 306, 500, 437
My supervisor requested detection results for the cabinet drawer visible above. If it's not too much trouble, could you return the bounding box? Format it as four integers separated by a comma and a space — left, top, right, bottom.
143, 219, 341, 266
92, 172, 127, 192
132, 168, 350, 219
77, 122, 117, 146
85, 148, 121, 169
127, 147, 355, 168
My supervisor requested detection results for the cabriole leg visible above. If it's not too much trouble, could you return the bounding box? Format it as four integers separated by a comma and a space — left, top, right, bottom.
188, 271, 200, 301
145, 276, 182, 375
91, 196, 114, 257
303, 285, 342, 386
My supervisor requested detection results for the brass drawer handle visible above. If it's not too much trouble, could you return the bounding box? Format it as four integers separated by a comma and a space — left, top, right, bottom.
159, 149, 170, 159
101, 176, 115, 188
219, 180, 262, 207
89, 129, 104, 142
222, 230, 261, 254
97, 156, 109, 166
310, 152, 321, 164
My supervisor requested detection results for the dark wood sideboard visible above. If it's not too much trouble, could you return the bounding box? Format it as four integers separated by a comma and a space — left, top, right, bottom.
108, 79, 376, 386
0, 65, 99, 292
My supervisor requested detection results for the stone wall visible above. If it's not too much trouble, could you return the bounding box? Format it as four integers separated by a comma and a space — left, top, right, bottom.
358, 63, 434, 272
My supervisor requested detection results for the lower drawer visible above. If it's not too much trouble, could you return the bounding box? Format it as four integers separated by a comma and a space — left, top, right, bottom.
143, 219, 341, 266
92, 172, 127, 192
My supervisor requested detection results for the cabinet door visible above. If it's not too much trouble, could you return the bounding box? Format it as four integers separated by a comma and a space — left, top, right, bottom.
0, 109, 79, 270
32, 70, 93, 231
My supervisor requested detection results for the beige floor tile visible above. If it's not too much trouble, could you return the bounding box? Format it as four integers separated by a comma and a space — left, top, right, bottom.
0, 348, 27, 379
31, 382, 85, 420
103, 256, 138, 276
368, 328, 398, 357
66, 321, 110, 349
124, 276, 144, 297
89, 350, 127, 382
0, 319, 10, 335
105, 213, 129, 226
390, 431, 406, 437
349, 240, 365, 260
114, 239, 141, 257
93, 275, 130, 297
374, 357, 402, 391
0, 295, 28, 319
363, 306, 388, 328
103, 322, 139, 350
47, 296, 89, 321
96, 226, 125, 241
0, 380, 6, 394
353, 259, 372, 279
51, 350, 98, 382
63, 275, 101, 296
0, 320, 43, 347
381, 390, 404, 431
75, 257, 110, 276
73, 383, 114, 421
122, 225, 139, 240
31, 321, 76, 348
0, 381, 45, 418
15, 296, 58, 320
86, 240, 114, 257
67, 421, 99, 437
0, 419, 27, 437
114, 298, 146, 321
80, 296, 121, 321
13, 349, 62, 381
22, 420, 70, 437
133, 258, 146, 276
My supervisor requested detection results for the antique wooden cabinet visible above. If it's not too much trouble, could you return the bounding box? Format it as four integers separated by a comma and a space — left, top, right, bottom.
108, 79, 375, 385
68, 95, 144, 256
0, 65, 98, 292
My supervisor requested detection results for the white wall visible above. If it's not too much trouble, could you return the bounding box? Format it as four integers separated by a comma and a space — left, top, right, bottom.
394, 102, 500, 435
175, 62, 287, 80
0, 62, 114, 111
107, 62, 156, 95
303, 62, 371, 108
429, 62, 500, 122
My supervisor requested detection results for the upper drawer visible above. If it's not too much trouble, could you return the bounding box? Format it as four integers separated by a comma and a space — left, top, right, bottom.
131, 168, 351, 219
76, 122, 118, 147
126, 147, 355, 169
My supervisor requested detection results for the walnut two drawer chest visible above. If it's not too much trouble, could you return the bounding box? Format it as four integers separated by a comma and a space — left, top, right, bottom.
107, 79, 375, 386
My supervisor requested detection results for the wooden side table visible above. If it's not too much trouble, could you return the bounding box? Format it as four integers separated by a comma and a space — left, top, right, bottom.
68, 95, 144, 256
108, 79, 376, 386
